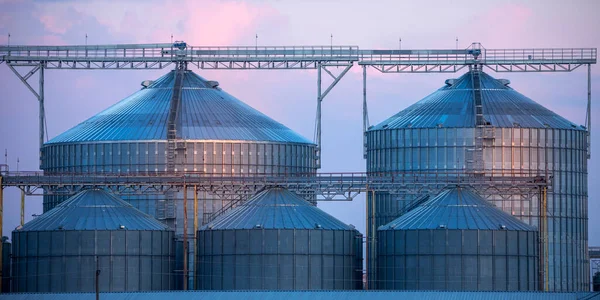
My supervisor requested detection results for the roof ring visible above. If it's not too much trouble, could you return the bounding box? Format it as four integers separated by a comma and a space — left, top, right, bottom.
254, 224, 262, 229
438, 224, 446, 229
119, 225, 126, 230
314, 224, 322, 229
499, 224, 507, 230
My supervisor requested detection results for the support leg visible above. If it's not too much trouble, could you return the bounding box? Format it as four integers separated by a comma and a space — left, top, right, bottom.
39, 65, 45, 164
183, 184, 188, 290
193, 185, 198, 290
362, 65, 369, 159
314, 62, 353, 169
588, 64, 592, 159
21, 189, 25, 226
0, 176, 3, 292
316, 63, 322, 169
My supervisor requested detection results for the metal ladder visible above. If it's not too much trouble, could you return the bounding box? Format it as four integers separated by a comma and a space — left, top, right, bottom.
466, 65, 493, 173
158, 67, 185, 221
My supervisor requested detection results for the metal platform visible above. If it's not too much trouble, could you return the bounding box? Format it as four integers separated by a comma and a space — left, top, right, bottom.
0, 171, 550, 200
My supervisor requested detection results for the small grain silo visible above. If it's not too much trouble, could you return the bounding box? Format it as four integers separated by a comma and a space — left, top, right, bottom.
11, 189, 175, 293
377, 187, 538, 291
196, 187, 363, 290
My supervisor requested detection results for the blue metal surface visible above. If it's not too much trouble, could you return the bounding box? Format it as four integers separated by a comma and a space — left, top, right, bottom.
371, 71, 583, 130
46, 70, 312, 144
202, 187, 353, 230
379, 187, 536, 231
2, 291, 598, 300
17, 189, 169, 231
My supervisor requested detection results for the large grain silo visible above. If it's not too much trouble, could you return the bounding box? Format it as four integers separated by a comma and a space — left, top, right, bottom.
377, 187, 538, 291
365, 69, 588, 291
196, 187, 363, 290
39, 69, 317, 287
11, 189, 175, 293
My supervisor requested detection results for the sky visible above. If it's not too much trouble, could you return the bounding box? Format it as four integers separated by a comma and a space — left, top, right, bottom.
0, 0, 599, 247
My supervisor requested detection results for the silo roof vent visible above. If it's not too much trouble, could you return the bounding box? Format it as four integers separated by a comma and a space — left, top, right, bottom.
498, 79, 511, 86
445, 79, 457, 86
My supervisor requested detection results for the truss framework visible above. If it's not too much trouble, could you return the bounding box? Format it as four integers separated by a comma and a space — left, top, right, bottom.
1, 171, 550, 199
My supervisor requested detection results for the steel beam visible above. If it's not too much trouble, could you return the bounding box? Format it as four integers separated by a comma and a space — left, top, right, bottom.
183, 183, 188, 290
316, 63, 322, 168
20, 189, 25, 226
6, 63, 46, 156
0, 176, 3, 292
39, 65, 45, 159
588, 64, 592, 159
362, 65, 369, 159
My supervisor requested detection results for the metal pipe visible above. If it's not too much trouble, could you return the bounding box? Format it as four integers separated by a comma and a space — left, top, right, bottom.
588, 64, 592, 159
20, 189, 25, 226
364, 185, 369, 290
39, 64, 45, 155
316, 62, 322, 169
193, 185, 198, 290
0, 175, 3, 292
183, 183, 188, 290
362, 65, 368, 159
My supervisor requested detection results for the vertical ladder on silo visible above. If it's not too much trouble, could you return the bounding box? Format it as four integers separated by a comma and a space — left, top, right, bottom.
167, 68, 184, 173
466, 65, 492, 173
158, 67, 185, 221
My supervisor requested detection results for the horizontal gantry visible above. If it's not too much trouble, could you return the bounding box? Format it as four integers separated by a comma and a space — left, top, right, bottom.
0, 43, 595, 71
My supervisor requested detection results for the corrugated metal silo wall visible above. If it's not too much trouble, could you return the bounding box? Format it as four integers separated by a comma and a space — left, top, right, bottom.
41, 140, 317, 289
376, 229, 539, 291
196, 229, 363, 290
366, 127, 588, 291
11, 230, 174, 293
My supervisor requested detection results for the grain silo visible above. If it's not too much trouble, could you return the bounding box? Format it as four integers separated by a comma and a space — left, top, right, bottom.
377, 187, 538, 291
11, 189, 175, 293
365, 68, 588, 291
39, 68, 317, 287
196, 187, 363, 290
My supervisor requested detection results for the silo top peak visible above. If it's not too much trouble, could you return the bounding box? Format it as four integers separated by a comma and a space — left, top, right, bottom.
379, 187, 536, 231
201, 187, 354, 230
18, 189, 170, 231
370, 70, 582, 130
45, 69, 313, 144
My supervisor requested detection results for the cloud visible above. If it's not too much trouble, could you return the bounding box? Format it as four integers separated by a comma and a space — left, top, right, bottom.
0, 13, 13, 30
38, 14, 73, 34
32, 0, 281, 45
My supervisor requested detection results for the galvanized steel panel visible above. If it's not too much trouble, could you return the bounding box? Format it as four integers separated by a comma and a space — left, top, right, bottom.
376, 228, 539, 291
46, 70, 312, 144
369, 71, 582, 130
21, 189, 170, 231
379, 188, 537, 231
196, 228, 362, 290
202, 188, 353, 230
1, 291, 598, 300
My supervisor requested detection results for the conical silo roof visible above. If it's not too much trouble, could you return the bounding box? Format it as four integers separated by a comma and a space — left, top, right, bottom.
46, 70, 312, 144
201, 187, 353, 230
17, 189, 169, 231
370, 71, 583, 130
379, 187, 536, 231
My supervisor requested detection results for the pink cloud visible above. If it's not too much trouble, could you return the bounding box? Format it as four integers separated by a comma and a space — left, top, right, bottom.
0, 13, 12, 30
38, 14, 73, 35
